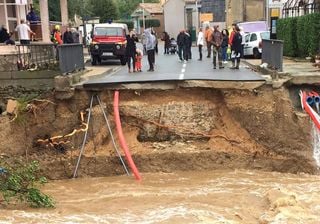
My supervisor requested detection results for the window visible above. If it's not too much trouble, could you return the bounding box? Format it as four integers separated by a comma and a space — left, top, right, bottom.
94, 27, 123, 36
260, 32, 270, 40
6, 5, 16, 17
250, 33, 257, 42
245, 34, 250, 42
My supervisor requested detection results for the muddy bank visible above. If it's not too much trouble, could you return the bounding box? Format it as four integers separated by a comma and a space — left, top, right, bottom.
0, 85, 317, 179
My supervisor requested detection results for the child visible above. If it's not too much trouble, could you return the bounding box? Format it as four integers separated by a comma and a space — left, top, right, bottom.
135, 48, 143, 72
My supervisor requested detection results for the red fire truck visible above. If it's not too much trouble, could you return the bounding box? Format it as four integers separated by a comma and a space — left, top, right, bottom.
89, 23, 128, 65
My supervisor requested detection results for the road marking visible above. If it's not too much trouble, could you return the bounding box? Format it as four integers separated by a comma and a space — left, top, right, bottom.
179, 61, 187, 80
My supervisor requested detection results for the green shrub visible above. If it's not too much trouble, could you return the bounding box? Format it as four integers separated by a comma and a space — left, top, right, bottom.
277, 13, 320, 57
306, 13, 320, 56
277, 17, 297, 57
0, 160, 54, 208
296, 15, 309, 57
139, 19, 160, 28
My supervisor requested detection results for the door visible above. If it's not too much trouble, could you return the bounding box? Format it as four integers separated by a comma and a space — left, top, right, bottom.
243, 33, 250, 56
247, 33, 258, 56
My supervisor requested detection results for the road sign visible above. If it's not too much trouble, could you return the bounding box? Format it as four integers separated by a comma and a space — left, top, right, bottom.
271, 8, 280, 17
269, 0, 285, 8
200, 13, 213, 22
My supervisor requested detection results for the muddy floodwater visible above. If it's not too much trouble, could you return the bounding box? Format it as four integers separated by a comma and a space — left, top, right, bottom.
1, 170, 320, 224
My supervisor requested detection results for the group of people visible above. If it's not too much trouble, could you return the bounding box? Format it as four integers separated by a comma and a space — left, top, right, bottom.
51, 25, 80, 45
199, 23, 244, 69
125, 28, 157, 73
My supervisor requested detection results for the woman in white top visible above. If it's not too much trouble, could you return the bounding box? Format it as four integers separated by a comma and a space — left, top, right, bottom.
197, 28, 204, 61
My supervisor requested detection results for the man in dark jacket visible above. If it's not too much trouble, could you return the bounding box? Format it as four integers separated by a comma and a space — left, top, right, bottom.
0, 25, 10, 43
184, 30, 192, 61
126, 31, 137, 73
177, 30, 185, 61
211, 25, 223, 69
63, 28, 74, 44
230, 25, 242, 69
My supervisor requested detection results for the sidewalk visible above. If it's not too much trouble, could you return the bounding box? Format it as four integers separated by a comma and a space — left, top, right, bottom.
243, 58, 320, 85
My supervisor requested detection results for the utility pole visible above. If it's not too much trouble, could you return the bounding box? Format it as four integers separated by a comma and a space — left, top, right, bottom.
142, 0, 145, 30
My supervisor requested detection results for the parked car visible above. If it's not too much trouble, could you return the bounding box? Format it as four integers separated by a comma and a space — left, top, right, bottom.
243, 31, 270, 59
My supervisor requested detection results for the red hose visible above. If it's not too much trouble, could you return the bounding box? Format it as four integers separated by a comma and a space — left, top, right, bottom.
301, 91, 320, 130
113, 91, 142, 181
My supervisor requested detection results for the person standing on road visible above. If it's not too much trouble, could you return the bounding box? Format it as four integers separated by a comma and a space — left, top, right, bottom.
197, 28, 204, 61
230, 25, 242, 69
162, 31, 170, 54
221, 29, 229, 63
63, 27, 74, 44
15, 19, 35, 45
177, 30, 185, 62
125, 31, 137, 73
145, 28, 156, 72
205, 26, 213, 58
211, 25, 223, 69
184, 30, 192, 61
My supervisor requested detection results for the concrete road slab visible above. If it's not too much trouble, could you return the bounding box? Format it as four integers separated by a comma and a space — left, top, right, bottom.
83, 46, 265, 89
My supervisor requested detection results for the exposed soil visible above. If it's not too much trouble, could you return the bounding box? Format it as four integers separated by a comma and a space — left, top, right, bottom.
0, 85, 317, 179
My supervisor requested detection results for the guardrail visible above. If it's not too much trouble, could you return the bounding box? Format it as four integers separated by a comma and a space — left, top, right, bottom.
261, 39, 284, 72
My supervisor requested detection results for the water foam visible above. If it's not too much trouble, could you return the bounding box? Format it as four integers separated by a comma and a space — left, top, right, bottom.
311, 123, 320, 167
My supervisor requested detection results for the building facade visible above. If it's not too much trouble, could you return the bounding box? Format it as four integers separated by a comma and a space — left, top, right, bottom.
0, 0, 30, 34
226, 0, 265, 27
201, 0, 225, 22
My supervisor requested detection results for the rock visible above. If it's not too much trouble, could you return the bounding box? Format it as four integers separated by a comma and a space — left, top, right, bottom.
54, 88, 75, 100
6, 99, 17, 114
54, 75, 72, 91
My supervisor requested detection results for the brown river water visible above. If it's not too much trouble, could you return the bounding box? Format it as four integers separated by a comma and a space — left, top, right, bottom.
1, 170, 320, 224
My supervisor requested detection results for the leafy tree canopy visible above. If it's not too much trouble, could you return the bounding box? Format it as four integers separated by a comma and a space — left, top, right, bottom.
33, 0, 160, 22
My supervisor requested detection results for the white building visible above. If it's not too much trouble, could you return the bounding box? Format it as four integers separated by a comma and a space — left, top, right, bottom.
163, 0, 200, 39
0, 0, 29, 34
0, 0, 68, 43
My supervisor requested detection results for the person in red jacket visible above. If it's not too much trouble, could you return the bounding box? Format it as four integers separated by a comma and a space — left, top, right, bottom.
52, 25, 63, 45
228, 23, 237, 46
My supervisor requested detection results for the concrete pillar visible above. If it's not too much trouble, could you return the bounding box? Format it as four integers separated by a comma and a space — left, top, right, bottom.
60, 0, 69, 28
40, 0, 50, 43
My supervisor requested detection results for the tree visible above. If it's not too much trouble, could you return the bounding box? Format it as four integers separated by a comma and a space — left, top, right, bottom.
0, 160, 54, 208
33, 0, 61, 22
116, 0, 160, 20
90, 0, 120, 23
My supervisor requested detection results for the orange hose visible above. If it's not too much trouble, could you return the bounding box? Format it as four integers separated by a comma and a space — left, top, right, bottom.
113, 91, 142, 181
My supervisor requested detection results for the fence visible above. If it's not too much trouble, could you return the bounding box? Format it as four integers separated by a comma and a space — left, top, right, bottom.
261, 39, 284, 72
0, 44, 58, 72
0, 43, 84, 74
282, 1, 319, 18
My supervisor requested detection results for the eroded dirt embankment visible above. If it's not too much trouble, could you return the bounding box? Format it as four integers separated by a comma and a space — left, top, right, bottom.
0, 86, 317, 179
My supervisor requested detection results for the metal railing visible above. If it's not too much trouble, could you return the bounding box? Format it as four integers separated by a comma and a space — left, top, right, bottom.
16, 43, 58, 71
282, 1, 319, 18
261, 39, 284, 72
0, 43, 84, 74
